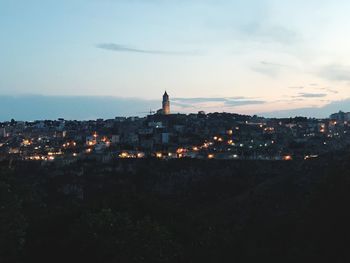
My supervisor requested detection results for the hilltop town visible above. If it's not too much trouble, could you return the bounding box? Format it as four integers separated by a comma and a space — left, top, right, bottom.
1, 92, 349, 163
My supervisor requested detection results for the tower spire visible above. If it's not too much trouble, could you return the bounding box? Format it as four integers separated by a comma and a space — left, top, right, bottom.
162, 91, 170, 115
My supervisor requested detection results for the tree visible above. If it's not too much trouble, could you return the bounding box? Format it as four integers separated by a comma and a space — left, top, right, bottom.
0, 181, 27, 263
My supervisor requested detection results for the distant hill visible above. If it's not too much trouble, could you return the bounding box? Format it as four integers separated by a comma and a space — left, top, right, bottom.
0, 95, 159, 121
262, 98, 350, 118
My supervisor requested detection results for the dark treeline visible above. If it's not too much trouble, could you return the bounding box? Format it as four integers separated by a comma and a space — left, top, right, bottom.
1, 152, 350, 263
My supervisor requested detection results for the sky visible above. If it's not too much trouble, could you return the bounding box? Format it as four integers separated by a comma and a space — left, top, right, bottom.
0, 0, 350, 120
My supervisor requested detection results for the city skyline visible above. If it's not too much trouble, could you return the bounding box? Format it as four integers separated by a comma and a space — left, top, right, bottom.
1, 0, 350, 119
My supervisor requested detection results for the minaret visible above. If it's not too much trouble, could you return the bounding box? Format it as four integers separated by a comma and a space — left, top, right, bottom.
162, 91, 170, 115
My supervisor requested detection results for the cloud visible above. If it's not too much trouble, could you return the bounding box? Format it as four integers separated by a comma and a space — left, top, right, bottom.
96, 43, 199, 56
260, 61, 291, 68
172, 97, 266, 109
173, 97, 247, 103
224, 100, 266, 106
288, 86, 338, 96
252, 61, 294, 77
251, 65, 279, 77
239, 23, 299, 45
319, 87, 339, 94
296, 92, 328, 98
318, 65, 350, 81
288, 86, 304, 90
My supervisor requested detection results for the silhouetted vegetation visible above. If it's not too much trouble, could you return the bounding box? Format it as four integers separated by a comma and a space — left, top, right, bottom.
1, 152, 350, 262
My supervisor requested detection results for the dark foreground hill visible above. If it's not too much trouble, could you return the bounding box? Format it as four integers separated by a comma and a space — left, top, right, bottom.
1, 152, 350, 263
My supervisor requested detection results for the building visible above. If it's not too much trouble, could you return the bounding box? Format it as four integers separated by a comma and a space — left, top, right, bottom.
162, 91, 170, 115
161, 133, 169, 144
330, 111, 350, 122
0, 128, 5, 138
346, 112, 350, 122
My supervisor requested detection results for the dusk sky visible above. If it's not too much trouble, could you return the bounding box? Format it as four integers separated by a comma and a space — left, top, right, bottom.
1, 0, 350, 119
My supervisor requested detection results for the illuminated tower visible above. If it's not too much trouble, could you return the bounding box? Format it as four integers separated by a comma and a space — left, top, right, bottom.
162, 91, 170, 115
